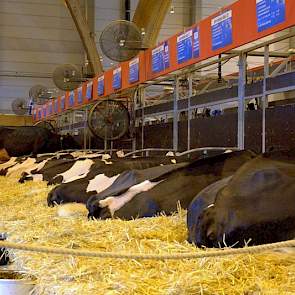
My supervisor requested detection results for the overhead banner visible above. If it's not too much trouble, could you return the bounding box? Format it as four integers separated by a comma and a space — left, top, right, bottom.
97, 76, 104, 96
113, 67, 122, 90
211, 10, 233, 50
48, 102, 53, 115
77, 87, 83, 104
85, 82, 93, 100
42, 105, 47, 118
54, 99, 58, 113
256, 0, 286, 32
152, 41, 170, 73
37, 108, 42, 120
129, 57, 139, 83
193, 27, 200, 58
68, 91, 75, 107
61, 95, 65, 111
177, 30, 193, 64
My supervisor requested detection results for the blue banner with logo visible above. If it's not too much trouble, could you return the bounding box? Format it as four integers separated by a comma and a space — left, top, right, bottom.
68, 91, 74, 107
256, 0, 285, 32
152, 41, 170, 73
61, 96, 65, 111
113, 68, 122, 90
78, 87, 83, 104
193, 27, 200, 58
54, 99, 58, 113
129, 57, 139, 83
212, 10, 233, 50
85, 82, 92, 100
177, 30, 193, 64
97, 77, 104, 96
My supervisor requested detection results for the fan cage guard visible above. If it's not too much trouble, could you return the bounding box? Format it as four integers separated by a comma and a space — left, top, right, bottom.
99, 20, 142, 62
87, 99, 130, 141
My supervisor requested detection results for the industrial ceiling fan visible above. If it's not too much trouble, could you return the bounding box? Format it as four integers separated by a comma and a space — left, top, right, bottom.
99, 20, 146, 62
87, 99, 130, 140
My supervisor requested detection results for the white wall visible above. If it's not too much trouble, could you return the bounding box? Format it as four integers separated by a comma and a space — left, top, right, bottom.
0, 0, 84, 114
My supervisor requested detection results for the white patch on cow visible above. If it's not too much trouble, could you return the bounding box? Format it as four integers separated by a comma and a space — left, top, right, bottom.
224, 150, 233, 154
101, 154, 111, 160
7, 157, 36, 178
56, 203, 88, 218
171, 159, 177, 164
98, 180, 161, 216
86, 174, 120, 193
116, 150, 125, 158
24, 158, 51, 174
54, 159, 94, 183
102, 159, 113, 165
166, 151, 175, 157
0, 157, 17, 170
32, 174, 44, 182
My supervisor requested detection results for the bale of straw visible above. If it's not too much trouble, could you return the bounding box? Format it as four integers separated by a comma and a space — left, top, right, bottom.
1, 176, 295, 294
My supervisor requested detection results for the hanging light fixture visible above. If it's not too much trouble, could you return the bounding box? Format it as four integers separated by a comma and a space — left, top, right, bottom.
170, 5, 175, 14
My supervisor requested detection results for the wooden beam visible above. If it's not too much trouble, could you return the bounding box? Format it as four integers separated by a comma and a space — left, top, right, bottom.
132, 0, 172, 47
65, 0, 103, 75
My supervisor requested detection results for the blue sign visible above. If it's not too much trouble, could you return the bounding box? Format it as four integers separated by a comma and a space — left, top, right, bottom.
113, 68, 121, 90
54, 99, 58, 113
77, 87, 83, 104
177, 30, 192, 64
256, 0, 285, 32
152, 41, 170, 73
48, 103, 53, 115
129, 57, 139, 83
61, 96, 65, 111
85, 82, 92, 100
193, 27, 200, 58
68, 91, 74, 107
211, 10, 232, 50
43, 107, 47, 118
97, 77, 104, 96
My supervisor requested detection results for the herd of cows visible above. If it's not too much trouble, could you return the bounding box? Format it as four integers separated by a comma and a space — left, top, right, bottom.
1, 127, 295, 249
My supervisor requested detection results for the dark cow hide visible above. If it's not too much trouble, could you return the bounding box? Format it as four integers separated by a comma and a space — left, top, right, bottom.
188, 156, 295, 248
0, 126, 79, 157
87, 150, 256, 220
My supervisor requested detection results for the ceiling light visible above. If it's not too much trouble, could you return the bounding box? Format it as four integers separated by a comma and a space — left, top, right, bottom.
170, 5, 175, 14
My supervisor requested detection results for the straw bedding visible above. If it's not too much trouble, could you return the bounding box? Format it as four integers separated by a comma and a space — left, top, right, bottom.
1, 176, 295, 294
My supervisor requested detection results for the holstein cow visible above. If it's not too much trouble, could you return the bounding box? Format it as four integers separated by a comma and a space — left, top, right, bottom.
188, 155, 295, 248
0, 126, 79, 157
18, 153, 106, 183
47, 157, 185, 206
87, 150, 256, 220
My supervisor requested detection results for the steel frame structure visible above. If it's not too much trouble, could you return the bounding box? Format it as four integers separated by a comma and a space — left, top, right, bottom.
133, 29, 295, 154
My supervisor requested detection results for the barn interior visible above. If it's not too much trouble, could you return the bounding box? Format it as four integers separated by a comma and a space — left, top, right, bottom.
1, 0, 295, 294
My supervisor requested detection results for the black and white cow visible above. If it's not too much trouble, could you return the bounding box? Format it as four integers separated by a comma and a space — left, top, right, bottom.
47, 157, 184, 206
87, 150, 256, 220
187, 155, 295, 248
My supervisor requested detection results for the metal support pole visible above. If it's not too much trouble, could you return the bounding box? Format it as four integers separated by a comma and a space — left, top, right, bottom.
173, 76, 179, 151
140, 88, 145, 151
238, 53, 246, 150
83, 108, 88, 150
262, 45, 269, 153
187, 74, 193, 151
